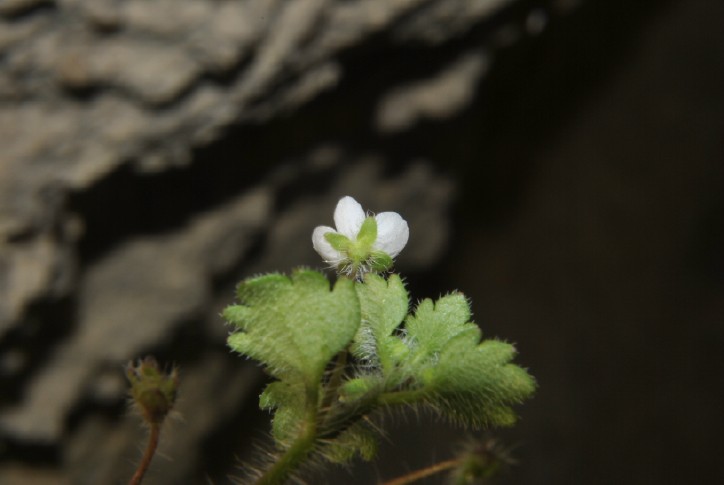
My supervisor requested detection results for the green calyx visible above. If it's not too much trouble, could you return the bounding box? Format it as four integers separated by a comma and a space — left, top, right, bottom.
324, 217, 393, 275
126, 357, 179, 425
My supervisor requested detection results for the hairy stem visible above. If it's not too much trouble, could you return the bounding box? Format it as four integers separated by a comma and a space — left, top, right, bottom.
377, 388, 427, 406
320, 349, 348, 421
129, 423, 161, 485
381, 458, 462, 485
256, 386, 319, 485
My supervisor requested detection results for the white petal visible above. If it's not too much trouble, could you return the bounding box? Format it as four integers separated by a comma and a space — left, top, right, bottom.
333, 196, 366, 239
373, 212, 409, 258
312, 226, 343, 262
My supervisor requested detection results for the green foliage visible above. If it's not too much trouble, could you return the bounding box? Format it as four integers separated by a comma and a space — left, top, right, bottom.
223, 269, 535, 482
395, 294, 536, 427
259, 380, 306, 445
403, 293, 477, 364
224, 269, 360, 384
423, 334, 536, 427
323, 422, 378, 463
351, 273, 409, 373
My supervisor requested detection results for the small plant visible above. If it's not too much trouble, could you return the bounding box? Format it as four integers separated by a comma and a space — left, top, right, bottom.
221, 196, 536, 484
126, 356, 179, 485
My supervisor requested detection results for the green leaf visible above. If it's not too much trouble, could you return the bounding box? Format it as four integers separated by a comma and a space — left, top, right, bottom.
404, 293, 477, 365
371, 292, 535, 429
260, 380, 306, 445
323, 421, 379, 463
352, 273, 408, 373
424, 333, 536, 428
337, 375, 388, 408
339, 377, 375, 401
224, 269, 360, 383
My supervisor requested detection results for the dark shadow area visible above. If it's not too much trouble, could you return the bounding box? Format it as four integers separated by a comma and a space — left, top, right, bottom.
0, 296, 77, 408
199, 375, 271, 485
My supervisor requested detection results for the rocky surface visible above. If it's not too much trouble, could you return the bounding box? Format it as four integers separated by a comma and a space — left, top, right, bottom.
0, 0, 550, 338
1, 0, 548, 478
1, 1, 515, 481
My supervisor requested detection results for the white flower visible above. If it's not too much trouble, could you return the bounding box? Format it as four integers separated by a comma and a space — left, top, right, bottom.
312, 196, 409, 274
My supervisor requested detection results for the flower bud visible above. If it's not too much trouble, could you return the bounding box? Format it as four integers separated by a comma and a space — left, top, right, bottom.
126, 356, 179, 425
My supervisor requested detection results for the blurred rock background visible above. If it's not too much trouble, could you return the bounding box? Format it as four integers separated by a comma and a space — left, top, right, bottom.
0, 0, 721, 484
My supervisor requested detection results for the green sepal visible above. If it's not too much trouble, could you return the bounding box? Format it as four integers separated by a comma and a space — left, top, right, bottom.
356, 217, 378, 247
369, 250, 393, 272
325, 232, 351, 252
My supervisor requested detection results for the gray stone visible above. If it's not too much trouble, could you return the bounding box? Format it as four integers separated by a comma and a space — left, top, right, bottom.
376, 49, 490, 132
0, 189, 271, 440
0, 0, 517, 337
0, 0, 562, 482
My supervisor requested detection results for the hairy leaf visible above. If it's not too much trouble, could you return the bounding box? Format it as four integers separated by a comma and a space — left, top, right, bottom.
260, 380, 306, 445
323, 421, 379, 464
423, 333, 536, 428
224, 269, 360, 383
404, 293, 477, 366
352, 273, 408, 373
378, 292, 535, 428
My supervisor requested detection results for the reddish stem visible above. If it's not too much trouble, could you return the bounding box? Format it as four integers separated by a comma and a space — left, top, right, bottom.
129, 423, 161, 485
381, 458, 462, 485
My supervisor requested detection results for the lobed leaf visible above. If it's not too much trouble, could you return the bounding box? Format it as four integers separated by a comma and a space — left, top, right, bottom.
404, 293, 478, 365
372, 291, 535, 429
424, 333, 536, 428
260, 380, 307, 445
323, 421, 379, 464
224, 269, 360, 383
352, 273, 408, 373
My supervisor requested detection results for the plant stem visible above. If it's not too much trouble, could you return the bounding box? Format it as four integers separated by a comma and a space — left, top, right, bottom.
256, 386, 319, 485
320, 349, 348, 420
129, 422, 160, 485
381, 458, 462, 485
377, 388, 426, 406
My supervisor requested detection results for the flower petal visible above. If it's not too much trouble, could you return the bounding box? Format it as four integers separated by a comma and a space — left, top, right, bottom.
312, 226, 343, 262
373, 211, 409, 258
333, 196, 366, 239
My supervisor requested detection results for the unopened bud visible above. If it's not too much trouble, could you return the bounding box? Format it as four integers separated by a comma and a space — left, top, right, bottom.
450, 436, 513, 484
126, 356, 179, 425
